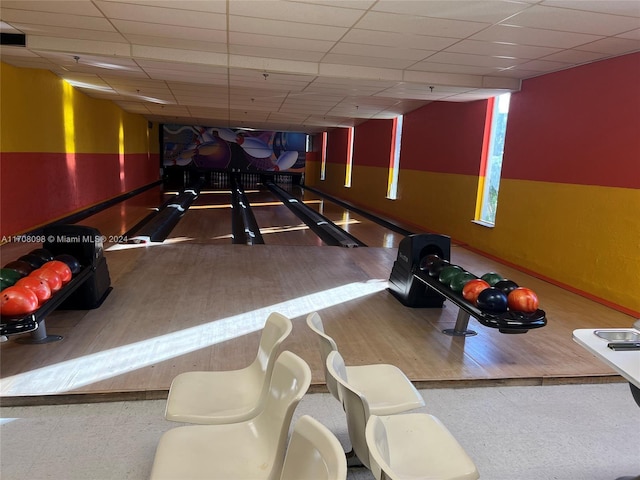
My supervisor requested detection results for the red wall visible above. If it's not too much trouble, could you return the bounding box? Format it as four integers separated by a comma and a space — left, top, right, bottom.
1, 152, 158, 235
353, 119, 394, 168
503, 52, 640, 188
401, 100, 488, 175
326, 128, 349, 164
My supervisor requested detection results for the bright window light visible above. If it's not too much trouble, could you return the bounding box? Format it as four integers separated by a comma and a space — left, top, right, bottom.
345, 127, 354, 187
387, 115, 403, 199
476, 93, 510, 225
0, 280, 388, 396
320, 132, 327, 181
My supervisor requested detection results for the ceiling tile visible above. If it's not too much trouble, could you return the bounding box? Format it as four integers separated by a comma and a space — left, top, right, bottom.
101, 1, 227, 14
407, 62, 496, 77
123, 35, 227, 54
229, 15, 347, 41
617, 29, 640, 40
229, 44, 324, 62
424, 51, 527, 68
96, 1, 226, 29
540, 0, 640, 17
342, 29, 458, 51
113, 20, 227, 43
470, 24, 604, 48
0, 8, 115, 31
1, 0, 633, 131
541, 49, 610, 64
330, 42, 434, 62
6, 22, 127, 42
576, 36, 640, 54
503, 5, 640, 36
230, 31, 334, 52
509, 58, 573, 72
355, 10, 490, 37
372, 0, 532, 23
1, 1, 103, 16
445, 39, 562, 59
229, 0, 364, 27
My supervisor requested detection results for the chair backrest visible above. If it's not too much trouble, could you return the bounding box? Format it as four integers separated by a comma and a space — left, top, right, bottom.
254, 350, 312, 480
364, 415, 391, 480
279, 415, 347, 480
306, 312, 341, 402
248, 312, 293, 399
326, 350, 371, 469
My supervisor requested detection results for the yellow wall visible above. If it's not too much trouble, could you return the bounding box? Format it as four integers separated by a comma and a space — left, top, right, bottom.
1, 62, 157, 155
472, 180, 640, 313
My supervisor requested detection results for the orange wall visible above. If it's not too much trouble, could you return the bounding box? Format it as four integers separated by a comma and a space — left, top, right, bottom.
307, 52, 640, 315
0, 63, 160, 236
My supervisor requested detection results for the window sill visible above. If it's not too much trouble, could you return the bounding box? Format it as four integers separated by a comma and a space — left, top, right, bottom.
471, 219, 495, 228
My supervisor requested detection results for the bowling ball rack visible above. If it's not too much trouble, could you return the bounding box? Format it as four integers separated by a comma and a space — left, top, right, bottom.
414, 270, 547, 336
1, 225, 113, 344
0, 265, 108, 343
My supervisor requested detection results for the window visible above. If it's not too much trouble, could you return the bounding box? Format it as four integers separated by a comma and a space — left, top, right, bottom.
320, 131, 327, 181
387, 115, 403, 199
476, 93, 510, 225
345, 127, 354, 187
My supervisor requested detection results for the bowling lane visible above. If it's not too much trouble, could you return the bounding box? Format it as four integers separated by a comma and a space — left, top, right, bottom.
244, 187, 326, 246
164, 185, 328, 246
293, 187, 409, 248
165, 189, 235, 244
0, 185, 165, 261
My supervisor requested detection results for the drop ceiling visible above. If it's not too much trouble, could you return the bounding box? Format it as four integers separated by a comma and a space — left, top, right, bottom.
1, 0, 638, 133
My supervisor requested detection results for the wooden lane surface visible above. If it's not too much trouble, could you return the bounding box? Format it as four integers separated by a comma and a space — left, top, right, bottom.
246, 188, 326, 246
296, 188, 407, 249
1, 242, 635, 402
165, 190, 234, 244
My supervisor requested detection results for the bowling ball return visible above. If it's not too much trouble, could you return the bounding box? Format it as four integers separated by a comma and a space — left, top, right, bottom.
388, 234, 547, 336
0, 225, 112, 344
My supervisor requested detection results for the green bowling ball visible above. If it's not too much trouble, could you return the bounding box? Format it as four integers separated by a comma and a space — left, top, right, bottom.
480, 272, 504, 286
438, 265, 464, 285
450, 272, 478, 292
0, 268, 22, 287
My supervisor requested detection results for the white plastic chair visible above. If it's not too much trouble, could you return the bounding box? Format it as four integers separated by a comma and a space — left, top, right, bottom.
165, 312, 292, 424
306, 312, 425, 415
280, 415, 347, 480
150, 350, 312, 480
366, 414, 479, 480
327, 351, 479, 479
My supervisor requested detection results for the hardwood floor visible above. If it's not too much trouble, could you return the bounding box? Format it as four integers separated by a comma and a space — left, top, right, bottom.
1, 184, 635, 405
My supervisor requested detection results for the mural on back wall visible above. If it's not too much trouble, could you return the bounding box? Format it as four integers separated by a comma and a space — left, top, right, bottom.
162, 125, 307, 172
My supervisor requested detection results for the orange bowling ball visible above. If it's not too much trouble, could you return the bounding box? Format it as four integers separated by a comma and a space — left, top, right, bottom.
15, 276, 52, 305
1, 285, 39, 317
30, 267, 63, 293
42, 260, 72, 284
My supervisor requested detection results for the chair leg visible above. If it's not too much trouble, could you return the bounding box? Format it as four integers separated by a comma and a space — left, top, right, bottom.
345, 448, 364, 468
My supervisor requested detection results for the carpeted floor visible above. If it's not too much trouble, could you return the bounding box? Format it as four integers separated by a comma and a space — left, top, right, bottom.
2, 382, 639, 480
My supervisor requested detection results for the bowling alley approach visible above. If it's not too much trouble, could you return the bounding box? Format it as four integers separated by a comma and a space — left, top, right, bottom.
1, 2, 639, 479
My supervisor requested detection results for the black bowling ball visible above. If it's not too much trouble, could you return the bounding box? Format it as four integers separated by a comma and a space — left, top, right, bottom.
428, 258, 450, 278
54, 254, 82, 274
419, 254, 441, 271
19, 254, 47, 269
29, 248, 54, 262
2, 260, 34, 277
494, 279, 519, 296
476, 287, 508, 313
